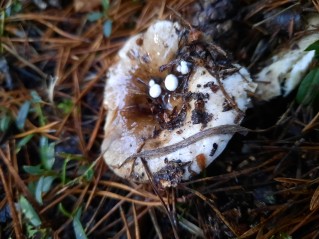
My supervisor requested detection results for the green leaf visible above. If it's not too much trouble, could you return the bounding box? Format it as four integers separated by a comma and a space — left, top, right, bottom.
78, 164, 94, 182
0, 113, 11, 132
41, 176, 55, 192
305, 40, 319, 60
73, 208, 88, 239
27, 181, 37, 196
30, 91, 42, 103
305, 40, 319, 52
296, 69, 319, 105
16, 134, 34, 153
58, 203, 72, 218
58, 152, 85, 161
19, 196, 41, 227
57, 99, 74, 115
35, 176, 55, 205
23, 165, 46, 175
103, 20, 112, 37
16, 101, 31, 130
270, 232, 292, 239
58, 204, 88, 239
5, 0, 23, 16
61, 157, 71, 185
39, 137, 55, 170
30, 90, 47, 126
35, 177, 45, 205
26, 224, 51, 239
87, 12, 104, 22
12, 2, 22, 14
83, 167, 94, 182
26, 224, 38, 238
101, 0, 110, 11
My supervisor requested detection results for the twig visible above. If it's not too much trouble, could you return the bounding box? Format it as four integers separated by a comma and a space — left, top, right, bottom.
253, 3, 300, 28
121, 125, 248, 167
2, 44, 47, 79
132, 203, 140, 239
182, 186, 239, 237
0, 167, 23, 239
87, 193, 131, 235
98, 180, 161, 201
141, 157, 180, 239
206, 67, 245, 117
0, 147, 38, 207
73, 189, 164, 206
178, 216, 205, 238
109, 207, 149, 238
302, 111, 319, 133
149, 207, 164, 239
87, 106, 106, 151
14, 121, 60, 138
120, 206, 132, 239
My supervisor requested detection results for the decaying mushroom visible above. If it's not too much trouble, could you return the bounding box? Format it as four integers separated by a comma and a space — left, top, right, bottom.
102, 20, 257, 187
255, 14, 319, 101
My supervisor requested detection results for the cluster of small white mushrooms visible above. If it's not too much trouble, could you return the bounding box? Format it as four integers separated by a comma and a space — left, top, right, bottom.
102, 20, 257, 187
149, 61, 190, 98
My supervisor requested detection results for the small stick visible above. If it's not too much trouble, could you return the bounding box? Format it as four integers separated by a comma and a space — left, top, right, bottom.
120, 124, 248, 167
206, 67, 245, 117
0, 167, 23, 239
141, 158, 180, 239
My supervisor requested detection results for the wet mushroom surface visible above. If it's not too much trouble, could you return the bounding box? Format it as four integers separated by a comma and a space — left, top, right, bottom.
102, 20, 257, 187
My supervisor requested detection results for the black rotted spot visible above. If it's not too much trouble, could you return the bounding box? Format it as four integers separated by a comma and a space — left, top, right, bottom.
222, 99, 232, 112
209, 143, 218, 156
191, 99, 212, 127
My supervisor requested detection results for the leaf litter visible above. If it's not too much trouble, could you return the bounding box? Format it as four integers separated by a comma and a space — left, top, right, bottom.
0, 0, 319, 238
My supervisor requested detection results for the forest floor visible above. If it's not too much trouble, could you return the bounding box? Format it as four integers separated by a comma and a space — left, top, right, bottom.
0, 0, 319, 238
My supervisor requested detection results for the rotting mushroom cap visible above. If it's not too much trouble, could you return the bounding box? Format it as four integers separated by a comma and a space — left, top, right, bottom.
102, 20, 257, 187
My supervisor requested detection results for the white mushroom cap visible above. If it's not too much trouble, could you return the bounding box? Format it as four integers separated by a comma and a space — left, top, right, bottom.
102, 20, 257, 187
255, 14, 319, 101
149, 79, 155, 87
164, 74, 179, 91
149, 84, 162, 98
177, 60, 191, 75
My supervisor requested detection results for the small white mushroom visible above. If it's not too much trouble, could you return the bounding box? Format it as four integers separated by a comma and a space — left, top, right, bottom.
177, 60, 191, 74
102, 20, 257, 187
164, 74, 179, 91
149, 79, 155, 87
149, 84, 162, 98
255, 14, 319, 101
